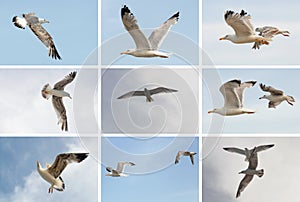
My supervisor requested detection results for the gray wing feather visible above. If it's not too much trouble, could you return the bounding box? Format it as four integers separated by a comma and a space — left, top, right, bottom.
236, 81, 256, 107
117, 91, 145, 99
116, 162, 135, 173
48, 153, 88, 178
259, 83, 283, 95
175, 151, 184, 164
149, 87, 178, 95
223, 147, 246, 155
236, 174, 254, 198
219, 80, 241, 108
225, 11, 255, 37
148, 12, 179, 50
255, 144, 275, 152
121, 5, 151, 49
54, 72, 77, 90
52, 96, 68, 131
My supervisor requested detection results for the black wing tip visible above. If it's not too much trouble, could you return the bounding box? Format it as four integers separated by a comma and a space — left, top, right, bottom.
169, 11, 180, 20
224, 10, 234, 19
121, 5, 131, 17
50, 46, 62, 60
228, 79, 241, 85
240, 10, 247, 16
12, 16, 18, 22
69, 71, 77, 79
75, 153, 89, 162
248, 81, 257, 86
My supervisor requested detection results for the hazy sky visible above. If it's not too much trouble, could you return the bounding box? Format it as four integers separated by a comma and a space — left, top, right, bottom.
102, 68, 199, 134
0, 69, 98, 134
203, 68, 300, 134
0, 137, 98, 202
203, 137, 300, 201
203, 0, 300, 65
1, 0, 97, 65
101, 137, 199, 202
101, 0, 199, 65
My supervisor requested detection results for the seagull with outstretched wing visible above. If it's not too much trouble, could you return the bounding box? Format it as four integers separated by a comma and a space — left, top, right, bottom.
12, 12, 61, 60
41, 72, 77, 131
175, 151, 197, 165
105, 162, 135, 177
37, 153, 88, 193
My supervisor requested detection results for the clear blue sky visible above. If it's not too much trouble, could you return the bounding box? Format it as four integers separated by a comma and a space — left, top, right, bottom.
0, 137, 97, 201
203, 0, 300, 65
101, 137, 199, 202
101, 0, 199, 65
1, 0, 97, 65
203, 68, 300, 133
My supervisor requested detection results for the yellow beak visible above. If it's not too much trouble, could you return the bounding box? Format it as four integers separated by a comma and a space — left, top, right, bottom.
219, 37, 226, 40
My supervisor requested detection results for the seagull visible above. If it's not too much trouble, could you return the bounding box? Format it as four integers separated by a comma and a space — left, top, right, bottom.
223, 144, 274, 162
254, 26, 290, 49
117, 87, 178, 102
41, 71, 77, 131
219, 10, 288, 49
105, 162, 135, 177
208, 79, 256, 116
175, 151, 197, 165
12, 13, 61, 60
259, 83, 295, 108
120, 5, 179, 58
37, 153, 88, 193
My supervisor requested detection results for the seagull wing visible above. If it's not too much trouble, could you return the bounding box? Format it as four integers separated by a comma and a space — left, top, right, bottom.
121, 5, 151, 49
225, 10, 255, 37
47, 153, 88, 178
52, 96, 68, 131
256, 26, 290, 38
223, 147, 246, 156
189, 154, 195, 165
219, 79, 241, 108
117, 90, 145, 99
236, 81, 257, 108
24, 14, 61, 60
259, 83, 283, 95
255, 144, 275, 152
236, 174, 254, 198
149, 87, 178, 95
116, 162, 135, 173
148, 12, 179, 50
175, 151, 184, 164
54, 71, 77, 90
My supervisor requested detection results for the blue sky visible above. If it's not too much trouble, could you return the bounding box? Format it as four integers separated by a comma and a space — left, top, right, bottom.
101, 137, 199, 202
203, 68, 300, 133
0, 137, 97, 202
102, 68, 199, 134
0, 0, 97, 65
203, 0, 300, 65
101, 0, 199, 65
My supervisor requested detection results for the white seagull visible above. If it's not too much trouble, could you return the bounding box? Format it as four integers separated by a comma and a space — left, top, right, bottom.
12, 13, 61, 60
219, 10, 288, 49
223, 144, 275, 162
120, 5, 179, 58
175, 151, 197, 165
37, 153, 88, 193
105, 162, 135, 177
117, 87, 178, 102
259, 83, 295, 108
208, 79, 256, 116
41, 71, 77, 131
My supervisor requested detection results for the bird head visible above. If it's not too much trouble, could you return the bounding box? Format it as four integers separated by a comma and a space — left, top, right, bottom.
120, 49, 135, 55
259, 95, 267, 99
219, 35, 229, 41
208, 108, 217, 114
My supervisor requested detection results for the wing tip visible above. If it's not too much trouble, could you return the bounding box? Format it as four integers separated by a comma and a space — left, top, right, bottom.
49, 45, 62, 60
121, 5, 131, 18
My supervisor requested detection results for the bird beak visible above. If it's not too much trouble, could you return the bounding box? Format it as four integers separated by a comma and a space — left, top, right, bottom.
120, 51, 126, 55
208, 110, 213, 114
219, 37, 226, 40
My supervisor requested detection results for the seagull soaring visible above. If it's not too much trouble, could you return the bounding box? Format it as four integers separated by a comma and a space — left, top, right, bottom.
259, 83, 295, 108
105, 162, 135, 177
219, 10, 289, 49
175, 151, 197, 165
120, 5, 179, 58
12, 13, 61, 60
41, 71, 77, 131
37, 153, 88, 193
117, 87, 178, 102
208, 79, 256, 116
223, 144, 274, 198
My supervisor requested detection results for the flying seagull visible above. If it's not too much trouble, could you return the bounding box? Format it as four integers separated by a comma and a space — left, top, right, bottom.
208, 79, 256, 116
105, 162, 135, 177
259, 83, 295, 108
12, 12, 61, 60
223, 144, 274, 162
37, 153, 88, 193
41, 71, 77, 131
120, 5, 179, 58
219, 10, 289, 49
175, 151, 197, 165
117, 87, 178, 102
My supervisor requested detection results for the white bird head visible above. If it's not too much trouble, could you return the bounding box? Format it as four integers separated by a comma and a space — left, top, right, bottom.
219, 34, 235, 42
120, 49, 136, 55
